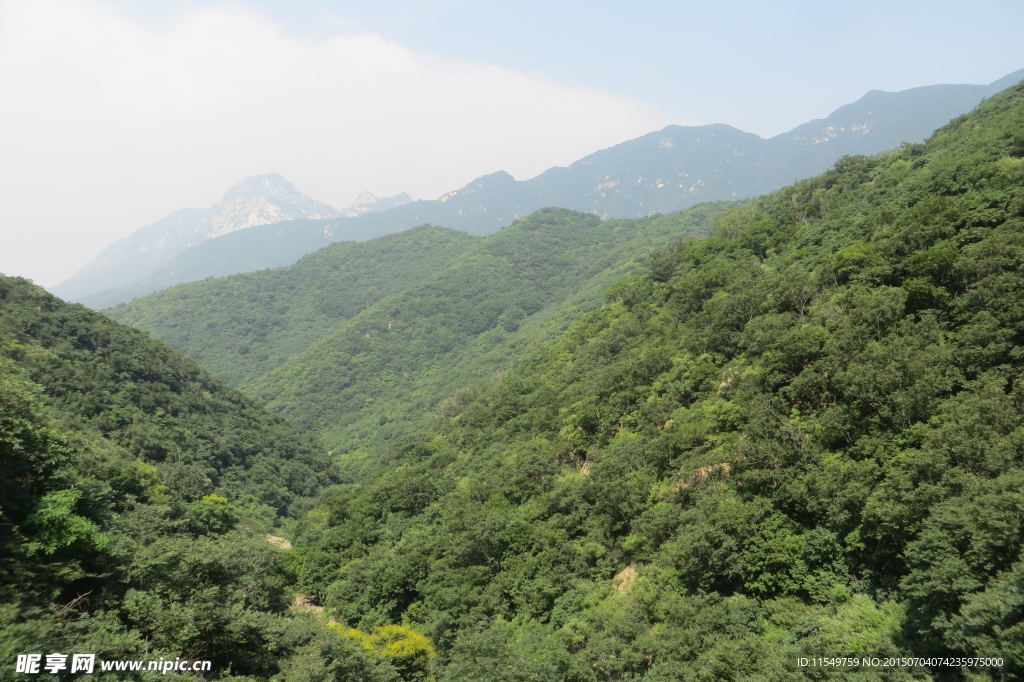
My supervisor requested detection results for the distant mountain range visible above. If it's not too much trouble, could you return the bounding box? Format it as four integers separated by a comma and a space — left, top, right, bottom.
57, 69, 1023, 308
51, 176, 412, 305
338, 191, 413, 218
51, 173, 339, 302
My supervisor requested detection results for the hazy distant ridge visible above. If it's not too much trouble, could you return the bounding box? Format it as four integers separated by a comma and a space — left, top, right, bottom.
65, 69, 1023, 308
52, 173, 341, 302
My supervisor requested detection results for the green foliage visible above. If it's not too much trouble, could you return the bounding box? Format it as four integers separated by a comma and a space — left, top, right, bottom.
442, 619, 566, 681
258, 206, 723, 454
111, 205, 725, 459
273, 617, 402, 681
25, 488, 107, 555
0, 276, 331, 515
109, 226, 478, 386
0, 276, 350, 679
287, 81, 1024, 678
5, 76, 1024, 681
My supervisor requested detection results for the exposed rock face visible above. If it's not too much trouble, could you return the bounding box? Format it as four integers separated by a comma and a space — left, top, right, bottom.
338, 191, 412, 218
206, 174, 340, 238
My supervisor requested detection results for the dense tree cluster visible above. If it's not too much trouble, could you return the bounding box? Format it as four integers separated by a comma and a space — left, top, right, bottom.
0, 279, 402, 679
112, 204, 723, 455
4, 81, 1023, 680
285, 83, 1024, 679
109, 226, 478, 386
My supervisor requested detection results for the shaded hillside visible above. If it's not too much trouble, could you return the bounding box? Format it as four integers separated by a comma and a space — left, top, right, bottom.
109, 226, 478, 386
0, 276, 407, 680
110, 203, 725, 454
76, 69, 1021, 307
238, 206, 723, 452
0, 276, 331, 512
289, 82, 1024, 678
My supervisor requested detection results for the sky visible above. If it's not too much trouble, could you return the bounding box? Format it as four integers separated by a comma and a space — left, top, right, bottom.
1, 0, 1022, 287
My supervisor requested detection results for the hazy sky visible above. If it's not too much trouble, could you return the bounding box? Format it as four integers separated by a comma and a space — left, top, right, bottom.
1, 0, 1022, 287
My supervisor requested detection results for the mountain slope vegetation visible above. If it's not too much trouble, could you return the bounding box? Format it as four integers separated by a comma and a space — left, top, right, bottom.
0, 277, 407, 680
109, 226, 478, 386
286, 81, 1024, 679
0, 277, 332, 513
114, 205, 726, 455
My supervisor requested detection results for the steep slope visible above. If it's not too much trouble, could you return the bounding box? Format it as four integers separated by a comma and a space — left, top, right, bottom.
0, 275, 331, 512
211, 206, 722, 452
290, 82, 1024, 678
85, 69, 1023, 308
0, 276, 406, 680
53, 173, 341, 304
109, 226, 479, 385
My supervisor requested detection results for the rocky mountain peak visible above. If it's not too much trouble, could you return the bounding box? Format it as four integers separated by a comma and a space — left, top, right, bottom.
208, 174, 340, 238
53, 173, 340, 301
353, 190, 381, 205
220, 173, 298, 201
339, 190, 413, 218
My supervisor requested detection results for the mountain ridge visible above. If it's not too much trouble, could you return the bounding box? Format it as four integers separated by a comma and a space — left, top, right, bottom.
108, 203, 727, 453
61, 69, 1024, 308
52, 173, 341, 303
108, 225, 481, 386
283, 77, 1024, 677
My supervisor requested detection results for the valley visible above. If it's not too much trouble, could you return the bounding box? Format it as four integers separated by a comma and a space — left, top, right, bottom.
3, 68, 1024, 680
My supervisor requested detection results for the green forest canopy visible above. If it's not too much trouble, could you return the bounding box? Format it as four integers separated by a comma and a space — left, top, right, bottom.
284, 82, 1024, 679
111, 203, 724, 455
3, 79, 1023, 679
0, 278, 407, 679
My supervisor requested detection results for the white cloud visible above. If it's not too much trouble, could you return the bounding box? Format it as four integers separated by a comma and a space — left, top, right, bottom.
0, 0, 666, 286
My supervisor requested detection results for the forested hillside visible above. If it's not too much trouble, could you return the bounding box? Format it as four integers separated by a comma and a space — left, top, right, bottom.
0, 278, 406, 680
11, 75, 1024, 682
251, 207, 732, 454
286, 82, 1024, 679
109, 226, 478, 386
113, 205, 725, 455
